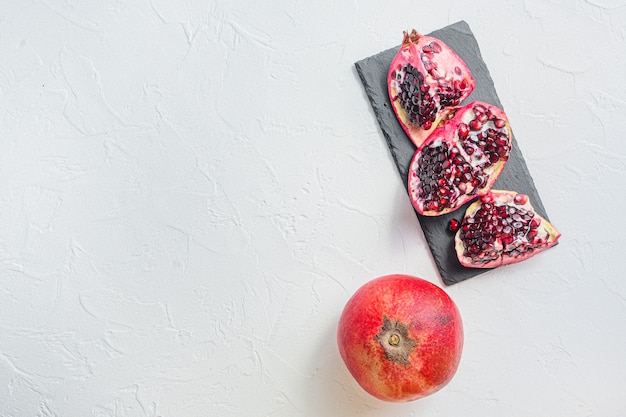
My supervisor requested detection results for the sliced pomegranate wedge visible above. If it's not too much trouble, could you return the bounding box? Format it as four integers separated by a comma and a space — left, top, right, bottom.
388, 30, 475, 148
407, 101, 512, 216
454, 190, 561, 268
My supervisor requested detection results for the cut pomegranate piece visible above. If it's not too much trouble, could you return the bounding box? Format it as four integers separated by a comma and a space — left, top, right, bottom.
454, 190, 561, 268
407, 101, 512, 216
388, 30, 475, 148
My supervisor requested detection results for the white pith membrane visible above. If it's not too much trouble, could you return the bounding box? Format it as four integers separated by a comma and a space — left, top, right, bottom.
408, 103, 512, 215
454, 191, 561, 267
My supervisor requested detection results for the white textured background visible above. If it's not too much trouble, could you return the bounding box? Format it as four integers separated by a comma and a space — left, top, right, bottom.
1, 1, 625, 416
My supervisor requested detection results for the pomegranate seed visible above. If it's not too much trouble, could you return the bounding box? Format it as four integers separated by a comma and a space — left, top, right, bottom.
469, 119, 482, 131
449, 219, 460, 232
473, 104, 486, 114
430, 41, 442, 53
494, 118, 506, 129
514, 193, 528, 205
454, 66, 462, 75
458, 123, 469, 139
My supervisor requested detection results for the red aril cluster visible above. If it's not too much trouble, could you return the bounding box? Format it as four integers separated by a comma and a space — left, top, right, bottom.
454, 191, 561, 268
408, 102, 512, 216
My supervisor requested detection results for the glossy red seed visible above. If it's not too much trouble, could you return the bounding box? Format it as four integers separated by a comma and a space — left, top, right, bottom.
473, 104, 486, 114
481, 194, 494, 204
469, 119, 482, 131
458, 123, 469, 139
514, 193, 528, 205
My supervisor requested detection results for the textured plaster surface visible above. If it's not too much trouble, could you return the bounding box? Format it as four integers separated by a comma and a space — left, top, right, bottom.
0, 1, 625, 416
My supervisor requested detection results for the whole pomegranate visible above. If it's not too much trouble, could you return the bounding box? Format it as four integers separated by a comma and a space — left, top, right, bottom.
337, 274, 463, 402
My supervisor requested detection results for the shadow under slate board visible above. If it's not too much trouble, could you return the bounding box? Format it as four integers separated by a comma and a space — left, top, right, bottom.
355, 21, 555, 286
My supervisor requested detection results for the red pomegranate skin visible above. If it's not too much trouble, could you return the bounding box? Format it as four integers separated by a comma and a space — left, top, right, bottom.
337, 274, 463, 402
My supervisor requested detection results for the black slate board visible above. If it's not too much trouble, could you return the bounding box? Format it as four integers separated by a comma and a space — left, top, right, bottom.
355, 21, 553, 286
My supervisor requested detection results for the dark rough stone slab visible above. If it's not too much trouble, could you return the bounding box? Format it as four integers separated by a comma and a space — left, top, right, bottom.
355, 21, 553, 285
